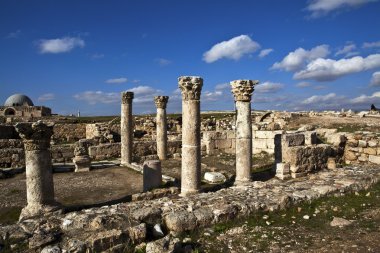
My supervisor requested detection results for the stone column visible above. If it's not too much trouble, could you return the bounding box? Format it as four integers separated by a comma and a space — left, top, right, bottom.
231, 80, 258, 185
15, 121, 60, 220
154, 96, 169, 160
178, 76, 203, 196
121, 92, 134, 165
143, 160, 162, 192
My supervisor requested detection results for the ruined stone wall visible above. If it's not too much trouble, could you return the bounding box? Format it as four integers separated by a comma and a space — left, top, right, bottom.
89, 140, 182, 161
52, 123, 86, 143
51, 144, 75, 163
0, 125, 19, 139
203, 130, 284, 155
344, 132, 380, 165
0, 139, 24, 168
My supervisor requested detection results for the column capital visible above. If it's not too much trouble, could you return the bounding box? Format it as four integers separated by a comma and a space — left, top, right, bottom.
178, 76, 203, 101
15, 121, 54, 151
121, 91, 134, 104
231, 80, 259, 102
154, 96, 169, 109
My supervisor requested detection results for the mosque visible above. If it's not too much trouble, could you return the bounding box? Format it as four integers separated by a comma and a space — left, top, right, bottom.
0, 94, 51, 118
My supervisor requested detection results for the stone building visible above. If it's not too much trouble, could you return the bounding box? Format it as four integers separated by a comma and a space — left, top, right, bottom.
0, 94, 51, 118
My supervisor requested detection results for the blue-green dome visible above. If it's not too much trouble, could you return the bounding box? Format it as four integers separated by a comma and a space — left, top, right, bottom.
4, 94, 34, 106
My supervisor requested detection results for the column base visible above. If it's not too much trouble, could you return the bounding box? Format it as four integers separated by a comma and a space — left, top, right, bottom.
179, 189, 201, 197
19, 202, 62, 221
234, 178, 252, 186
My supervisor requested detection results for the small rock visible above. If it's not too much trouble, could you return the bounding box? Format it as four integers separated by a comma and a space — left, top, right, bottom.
366, 192, 371, 197
262, 215, 269, 220
303, 215, 310, 220
204, 172, 226, 183
152, 224, 165, 238
330, 217, 353, 227
41, 245, 61, 253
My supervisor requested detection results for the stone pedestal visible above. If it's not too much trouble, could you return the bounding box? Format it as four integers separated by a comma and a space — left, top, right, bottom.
178, 76, 203, 196
121, 92, 134, 165
231, 80, 258, 185
73, 139, 92, 172
15, 121, 60, 220
143, 160, 162, 192
154, 96, 169, 160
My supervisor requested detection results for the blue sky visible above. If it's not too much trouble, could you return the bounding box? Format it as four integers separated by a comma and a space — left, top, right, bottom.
1, 0, 380, 115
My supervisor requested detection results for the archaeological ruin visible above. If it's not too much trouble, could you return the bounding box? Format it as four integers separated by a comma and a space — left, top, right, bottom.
0, 76, 380, 252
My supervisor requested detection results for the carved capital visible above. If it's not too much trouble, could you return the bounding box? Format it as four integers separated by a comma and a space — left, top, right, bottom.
15, 121, 54, 150
121, 92, 134, 104
154, 96, 169, 109
178, 76, 203, 101
231, 80, 259, 102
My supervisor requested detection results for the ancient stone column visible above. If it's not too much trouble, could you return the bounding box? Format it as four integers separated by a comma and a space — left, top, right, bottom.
231, 80, 258, 185
178, 76, 203, 196
143, 160, 162, 192
121, 91, 134, 165
15, 121, 60, 219
154, 96, 169, 160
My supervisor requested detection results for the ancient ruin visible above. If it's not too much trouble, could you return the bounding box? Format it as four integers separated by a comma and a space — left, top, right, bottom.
154, 96, 169, 160
178, 76, 203, 196
120, 91, 134, 165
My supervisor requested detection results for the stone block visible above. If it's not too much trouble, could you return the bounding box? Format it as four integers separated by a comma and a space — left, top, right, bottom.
345, 150, 357, 161
358, 140, 367, 148
369, 155, 380, 164
143, 160, 162, 192
216, 139, 232, 149
368, 140, 378, 147
204, 172, 226, 183
304, 131, 317, 145
358, 154, 368, 162
253, 138, 268, 149
276, 163, 290, 174
363, 147, 377, 155
325, 133, 346, 147
291, 171, 307, 178
282, 133, 305, 147
327, 157, 336, 169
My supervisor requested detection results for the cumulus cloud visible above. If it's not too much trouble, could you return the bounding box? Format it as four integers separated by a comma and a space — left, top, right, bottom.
294, 54, 380, 81
259, 48, 273, 58
203, 35, 260, 63
335, 43, 358, 57
306, 0, 377, 18
155, 58, 172, 66
302, 93, 344, 105
215, 83, 230, 90
38, 93, 55, 102
127, 85, 162, 103
272, 45, 330, 71
350, 91, 380, 105
105, 78, 128, 84
255, 82, 284, 93
73, 91, 119, 105
370, 71, 380, 86
38, 37, 85, 54
363, 40, 380, 48
296, 82, 312, 88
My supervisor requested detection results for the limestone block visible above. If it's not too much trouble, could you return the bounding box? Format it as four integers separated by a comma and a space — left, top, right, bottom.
368, 140, 378, 147
216, 139, 232, 149
325, 133, 347, 147
291, 171, 307, 178
369, 155, 380, 164
346, 139, 358, 147
358, 140, 367, 148
143, 160, 162, 192
276, 163, 290, 174
327, 157, 336, 169
345, 150, 357, 161
73, 155, 91, 172
348, 147, 359, 152
204, 172, 226, 183
378, 148, 380, 155
358, 154, 368, 162
282, 133, 305, 147
363, 147, 377, 155
304, 131, 317, 145
253, 138, 268, 149
227, 131, 236, 139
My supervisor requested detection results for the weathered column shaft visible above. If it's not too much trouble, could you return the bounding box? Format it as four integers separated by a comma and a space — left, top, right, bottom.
154, 96, 169, 160
15, 121, 58, 219
121, 92, 134, 165
178, 76, 203, 196
231, 80, 258, 185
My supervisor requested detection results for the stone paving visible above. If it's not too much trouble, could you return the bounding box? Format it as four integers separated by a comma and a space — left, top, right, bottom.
1, 165, 379, 252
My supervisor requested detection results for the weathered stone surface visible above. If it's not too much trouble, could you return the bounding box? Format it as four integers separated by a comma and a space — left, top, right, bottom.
204, 172, 226, 183
155, 96, 169, 160
145, 234, 182, 253
369, 155, 380, 164
330, 217, 353, 227
121, 91, 134, 165
143, 160, 162, 192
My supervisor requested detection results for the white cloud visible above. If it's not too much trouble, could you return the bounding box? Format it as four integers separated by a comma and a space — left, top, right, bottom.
155, 58, 171, 66
306, 0, 377, 18
202, 90, 224, 101
6, 30, 21, 39
38, 93, 55, 102
127, 85, 163, 103
272, 45, 330, 71
314, 85, 327, 90
105, 78, 128, 84
350, 91, 380, 104
363, 40, 380, 48
91, 53, 104, 59
370, 71, 380, 86
302, 93, 340, 105
259, 48, 273, 58
203, 35, 260, 63
215, 83, 230, 90
73, 91, 119, 105
38, 37, 85, 54
296, 82, 312, 88
335, 43, 358, 57
294, 54, 380, 81
255, 82, 284, 93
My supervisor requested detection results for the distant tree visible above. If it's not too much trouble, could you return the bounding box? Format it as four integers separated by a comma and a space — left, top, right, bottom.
371, 104, 377, 111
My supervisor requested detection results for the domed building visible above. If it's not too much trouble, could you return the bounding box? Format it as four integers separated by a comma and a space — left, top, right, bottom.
0, 94, 51, 118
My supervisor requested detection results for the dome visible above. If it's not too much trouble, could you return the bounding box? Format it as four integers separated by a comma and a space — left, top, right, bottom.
4, 94, 34, 107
